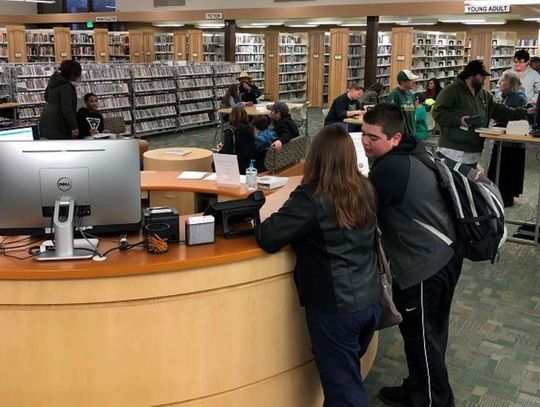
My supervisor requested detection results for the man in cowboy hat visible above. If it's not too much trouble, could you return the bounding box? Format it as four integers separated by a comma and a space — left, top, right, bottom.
237, 71, 261, 106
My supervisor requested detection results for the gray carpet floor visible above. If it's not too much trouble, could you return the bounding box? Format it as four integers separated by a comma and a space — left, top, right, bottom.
145, 108, 540, 406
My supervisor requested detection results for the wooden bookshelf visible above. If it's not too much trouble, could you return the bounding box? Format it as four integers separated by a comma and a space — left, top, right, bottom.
348, 30, 366, 89
471, 29, 516, 90
94, 28, 109, 63
278, 32, 308, 101
235, 33, 265, 91
0, 29, 7, 61
390, 28, 465, 91
109, 31, 130, 62
173, 31, 187, 61
129, 30, 144, 63
187, 30, 204, 63
155, 33, 173, 62
54, 27, 71, 63
328, 28, 349, 104
7, 26, 26, 63
203, 31, 224, 62
71, 30, 94, 62
264, 31, 279, 101
308, 31, 325, 108
377, 32, 392, 95
26, 29, 55, 63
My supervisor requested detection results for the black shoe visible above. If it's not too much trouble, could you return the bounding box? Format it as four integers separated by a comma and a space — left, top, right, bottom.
378, 385, 408, 406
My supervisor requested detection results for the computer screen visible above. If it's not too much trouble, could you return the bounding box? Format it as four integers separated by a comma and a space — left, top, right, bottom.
0, 126, 37, 141
0, 139, 141, 237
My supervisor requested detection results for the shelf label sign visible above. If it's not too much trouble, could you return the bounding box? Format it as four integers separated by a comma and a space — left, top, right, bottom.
96, 16, 118, 22
15, 52, 22, 58
465, 5, 510, 13
268, 53, 275, 58
205, 13, 222, 20
100, 52, 106, 56
397, 55, 405, 61
334, 54, 342, 60
313, 54, 320, 58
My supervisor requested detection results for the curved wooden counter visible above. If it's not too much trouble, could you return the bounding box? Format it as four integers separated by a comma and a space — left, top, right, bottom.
0, 177, 378, 407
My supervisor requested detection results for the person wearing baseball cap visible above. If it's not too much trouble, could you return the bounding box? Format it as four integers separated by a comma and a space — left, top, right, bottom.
387, 69, 420, 137
433, 60, 532, 168
237, 71, 261, 106
266, 101, 300, 152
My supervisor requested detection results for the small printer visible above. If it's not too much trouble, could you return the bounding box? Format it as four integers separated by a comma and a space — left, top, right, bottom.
143, 206, 180, 243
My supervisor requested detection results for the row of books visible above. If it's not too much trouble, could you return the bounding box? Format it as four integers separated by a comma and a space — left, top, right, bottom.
72, 46, 95, 57
237, 45, 264, 54
214, 75, 237, 87
82, 67, 131, 81
155, 44, 173, 53
134, 117, 177, 133
279, 46, 306, 54
17, 93, 45, 105
26, 32, 54, 44
78, 82, 130, 96
178, 101, 215, 114
16, 78, 48, 91
236, 54, 264, 63
132, 66, 174, 78
279, 55, 307, 64
134, 93, 177, 107
99, 96, 131, 110
177, 77, 214, 89
236, 35, 264, 45
102, 110, 132, 123
134, 105, 177, 121
179, 113, 212, 127
178, 89, 214, 101
19, 106, 43, 120
71, 33, 94, 44
27, 46, 54, 57
133, 80, 176, 93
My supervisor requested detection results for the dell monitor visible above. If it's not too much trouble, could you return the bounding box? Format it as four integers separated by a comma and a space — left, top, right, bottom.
0, 139, 142, 260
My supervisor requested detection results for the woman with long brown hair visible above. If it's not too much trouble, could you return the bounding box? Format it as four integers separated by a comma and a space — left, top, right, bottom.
255, 124, 382, 406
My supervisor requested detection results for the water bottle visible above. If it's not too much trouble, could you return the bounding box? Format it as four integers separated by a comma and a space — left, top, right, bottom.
246, 159, 258, 190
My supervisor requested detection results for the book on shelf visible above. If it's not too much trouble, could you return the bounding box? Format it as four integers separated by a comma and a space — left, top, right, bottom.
134, 117, 177, 133
134, 105, 177, 121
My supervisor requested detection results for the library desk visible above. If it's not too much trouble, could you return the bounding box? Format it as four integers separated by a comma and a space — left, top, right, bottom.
344, 116, 364, 125
0, 102, 20, 123
478, 131, 540, 245
217, 102, 304, 116
143, 147, 213, 172
0, 176, 378, 407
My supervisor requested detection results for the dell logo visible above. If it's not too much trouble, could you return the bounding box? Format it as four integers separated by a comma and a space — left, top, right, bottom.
57, 177, 72, 192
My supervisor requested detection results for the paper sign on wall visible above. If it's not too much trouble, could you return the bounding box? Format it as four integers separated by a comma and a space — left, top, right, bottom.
96, 16, 118, 22
206, 12, 223, 20
213, 154, 241, 187
397, 55, 405, 61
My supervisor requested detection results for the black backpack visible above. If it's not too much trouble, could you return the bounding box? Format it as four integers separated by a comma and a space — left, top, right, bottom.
414, 153, 506, 262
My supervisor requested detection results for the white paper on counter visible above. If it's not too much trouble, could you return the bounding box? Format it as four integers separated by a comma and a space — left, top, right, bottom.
349, 132, 370, 177
177, 171, 207, 180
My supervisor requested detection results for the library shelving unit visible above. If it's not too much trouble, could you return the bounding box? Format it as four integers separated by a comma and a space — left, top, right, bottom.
175, 63, 216, 130
411, 31, 466, 92
26, 30, 55, 63
323, 32, 330, 104
109, 32, 130, 62
516, 38, 537, 57
13, 63, 55, 122
348, 31, 366, 89
213, 62, 242, 102
155, 33, 174, 62
203, 32, 224, 62
470, 29, 516, 90
79, 63, 133, 127
132, 64, 178, 136
0, 29, 8, 61
377, 32, 392, 96
490, 32, 516, 86
235, 33, 265, 91
278, 33, 308, 101
71, 30, 95, 62
390, 28, 465, 91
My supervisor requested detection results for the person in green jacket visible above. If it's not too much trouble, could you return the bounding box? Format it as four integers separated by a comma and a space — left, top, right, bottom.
433, 60, 532, 167
38, 60, 82, 140
415, 93, 429, 140
387, 69, 419, 137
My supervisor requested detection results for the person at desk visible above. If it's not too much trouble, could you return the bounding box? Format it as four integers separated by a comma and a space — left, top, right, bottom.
238, 72, 261, 106
76, 93, 104, 139
488, 70, 528, 207
266, 101, 300, 152
39, 60, 82, 140
363, 82, 384, 105
217, 105, 257, 174
324, 83, 364, 127
255, 124, 381, 407
433, 60, 531, 168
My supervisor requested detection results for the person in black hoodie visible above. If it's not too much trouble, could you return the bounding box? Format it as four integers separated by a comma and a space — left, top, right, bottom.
39, 60, 82, 139
76, 93, 105, 139
217, 105, 257, 174
266, 101, 300, 152
362, 104, 463, 407
255, 124, 382, 407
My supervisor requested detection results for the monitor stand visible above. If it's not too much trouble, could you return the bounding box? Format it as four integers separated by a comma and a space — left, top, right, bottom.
35, 198, 98, 261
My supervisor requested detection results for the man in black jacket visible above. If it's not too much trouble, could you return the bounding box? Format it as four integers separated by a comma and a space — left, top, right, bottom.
266, 101, 300, 152
237, 72, 261, 105
362, 104, 463, 407
324, 83, 364, 126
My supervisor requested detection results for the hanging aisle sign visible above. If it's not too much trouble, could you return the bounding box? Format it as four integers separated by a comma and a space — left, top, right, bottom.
205, 13, 223, 20
464, 5, 510, 13
96, 16, 118, 22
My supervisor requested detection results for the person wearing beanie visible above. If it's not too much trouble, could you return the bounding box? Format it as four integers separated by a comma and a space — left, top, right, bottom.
433, 60, 532, 168
387, 69, 419, 137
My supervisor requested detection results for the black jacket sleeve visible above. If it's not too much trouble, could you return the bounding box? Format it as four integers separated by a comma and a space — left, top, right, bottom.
369, 154, 410, 208
98, 112, 105, 133
274, 118, 300, 144
76, 108, 89, 138
255, 185, 316, 253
